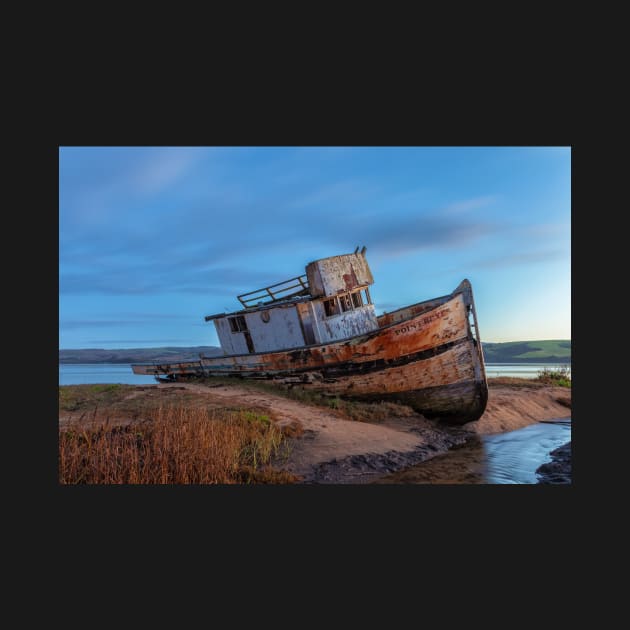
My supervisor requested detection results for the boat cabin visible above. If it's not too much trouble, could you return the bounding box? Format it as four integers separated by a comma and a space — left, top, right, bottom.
205, 250, 379, 355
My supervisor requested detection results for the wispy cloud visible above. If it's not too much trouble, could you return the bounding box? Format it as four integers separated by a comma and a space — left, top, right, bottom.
61, 315, 191, 329
60, 193, 507, 294
290, 179, 380, 209
332, 214, 502, 260
524, 222, 571, 237
372, 219, 498, 255
131, 148, 203, 196
443, 195, 498, 214
287, 195, 504, 260
59, 265, 284, 296
462, 249, 568, 271
60, 147, 208, 233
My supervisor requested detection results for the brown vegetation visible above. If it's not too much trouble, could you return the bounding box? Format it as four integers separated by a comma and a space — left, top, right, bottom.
278, 419, 306, 438
59, 405, 301, 484
59, 383, 223, 420
488, 377, 546, 388
192, 376, 417, 423
59, 375, 571, 484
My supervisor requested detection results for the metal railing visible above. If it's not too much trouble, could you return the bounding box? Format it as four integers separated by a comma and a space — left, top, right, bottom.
237, 274, 310, 308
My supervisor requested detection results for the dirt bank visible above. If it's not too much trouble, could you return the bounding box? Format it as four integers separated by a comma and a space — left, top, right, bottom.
463, 381, 571, 434
59, 378, 570, 484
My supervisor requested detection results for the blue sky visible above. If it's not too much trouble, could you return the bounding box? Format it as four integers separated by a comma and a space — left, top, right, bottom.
59, 146, 571, 348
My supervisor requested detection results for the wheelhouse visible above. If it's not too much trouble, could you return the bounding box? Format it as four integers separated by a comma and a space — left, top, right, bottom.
205, 250, 379, 354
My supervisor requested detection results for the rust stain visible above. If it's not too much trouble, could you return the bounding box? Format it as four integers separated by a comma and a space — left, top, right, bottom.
342, 264, 359, 291
132, 272, 487, 423
137, 294, 467, 377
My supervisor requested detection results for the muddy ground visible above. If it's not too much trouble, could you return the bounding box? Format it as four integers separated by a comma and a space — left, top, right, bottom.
535, 441, 572, 484
59, 379, 571, 484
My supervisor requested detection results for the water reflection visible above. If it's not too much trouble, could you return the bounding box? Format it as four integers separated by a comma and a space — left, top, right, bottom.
482, 421, 570, 484
374, 421, 571, 484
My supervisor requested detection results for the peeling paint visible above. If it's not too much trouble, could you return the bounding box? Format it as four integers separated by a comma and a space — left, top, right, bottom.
306, 253, 373, 298
132, 254, 488, 423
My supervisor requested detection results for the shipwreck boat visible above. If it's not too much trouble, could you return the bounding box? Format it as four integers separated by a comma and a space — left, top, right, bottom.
131, 249, 488, 423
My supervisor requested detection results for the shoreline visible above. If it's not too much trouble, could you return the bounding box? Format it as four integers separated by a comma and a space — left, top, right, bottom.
287, 426, 472, 484
59, 378, 571, 484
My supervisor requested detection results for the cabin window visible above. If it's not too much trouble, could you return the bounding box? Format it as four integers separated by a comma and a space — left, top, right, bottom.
228, 315, 248, 333
340, 294, 353, 312
323, 291, 369, 316
323, 297, 339, 317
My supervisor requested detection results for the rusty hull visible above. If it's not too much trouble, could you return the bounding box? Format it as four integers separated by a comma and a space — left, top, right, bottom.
132, 280, 487, 424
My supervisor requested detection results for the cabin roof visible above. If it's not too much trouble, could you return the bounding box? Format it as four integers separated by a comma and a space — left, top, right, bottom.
237, 274, 309, 308
204, 295, 313, 322
206, 250, 373, 322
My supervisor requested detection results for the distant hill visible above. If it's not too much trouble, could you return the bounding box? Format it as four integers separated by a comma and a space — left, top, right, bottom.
59, 346, 223, 364
60, 340, 571, 364
481, 340, 570, 363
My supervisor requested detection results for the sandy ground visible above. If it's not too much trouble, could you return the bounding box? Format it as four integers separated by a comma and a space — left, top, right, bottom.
463, 384, 571, 434
60, 380, 570, 483
124, 382, 460, 482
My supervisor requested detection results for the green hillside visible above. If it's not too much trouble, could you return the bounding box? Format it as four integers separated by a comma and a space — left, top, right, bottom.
481, 340, 571, 363
59, 346, 223, 364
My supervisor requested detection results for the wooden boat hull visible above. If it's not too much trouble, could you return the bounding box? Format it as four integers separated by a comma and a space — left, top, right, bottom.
132, 280, 487, 424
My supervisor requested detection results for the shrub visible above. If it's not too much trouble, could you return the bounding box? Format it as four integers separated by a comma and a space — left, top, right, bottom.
535, 366, 571, 387
89, 384, 121, 394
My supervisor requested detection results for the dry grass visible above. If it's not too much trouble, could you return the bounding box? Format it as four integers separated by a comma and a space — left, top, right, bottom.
278, 420, 306, 438
487, 377, 545, 388
488, 368, 571, 389
59, 383, 132, 411
329, 399, 417, 422
59, 405, 301, 485
59, 384, 239, 426
193, 376, 417, 422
